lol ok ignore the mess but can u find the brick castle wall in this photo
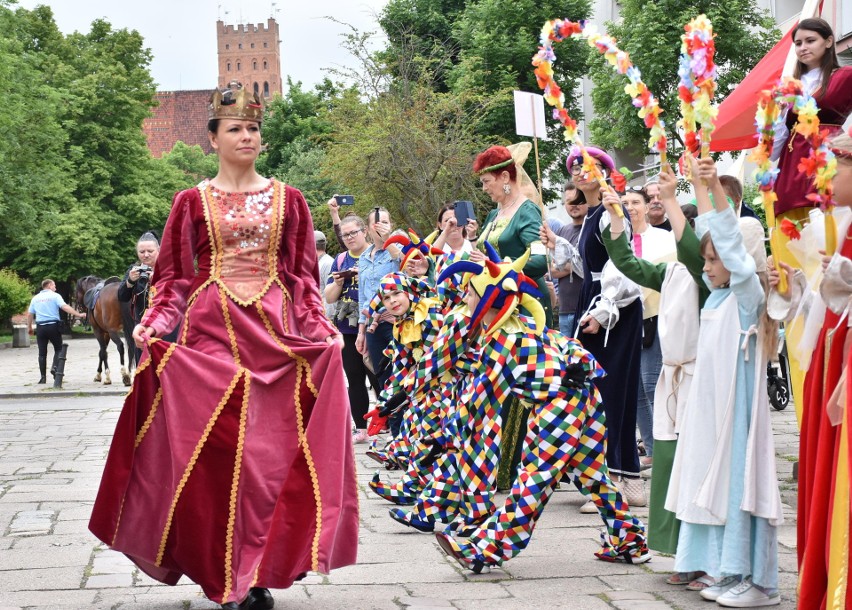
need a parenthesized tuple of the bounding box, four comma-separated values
(142, 90, 213, 158)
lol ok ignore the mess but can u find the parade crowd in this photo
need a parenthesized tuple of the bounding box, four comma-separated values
(46, 15, 850, 610)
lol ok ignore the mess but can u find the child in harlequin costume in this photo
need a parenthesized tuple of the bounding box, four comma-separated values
(386, 287, 482, 532)
(365, 270, 448, 505)
(433, 243, 649, 573)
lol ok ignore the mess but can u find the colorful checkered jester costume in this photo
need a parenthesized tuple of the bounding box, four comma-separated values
(386, 299, 484, 531)
(365, 271, 447, 504)
(434, 243, 649, 573)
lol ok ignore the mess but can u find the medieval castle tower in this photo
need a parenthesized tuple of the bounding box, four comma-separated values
(143, 17, 282, 157)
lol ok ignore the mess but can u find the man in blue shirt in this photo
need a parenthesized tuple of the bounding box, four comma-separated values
(27, 279, 86, 384)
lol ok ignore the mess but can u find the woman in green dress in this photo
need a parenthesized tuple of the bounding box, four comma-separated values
(472, 143, 551, 489)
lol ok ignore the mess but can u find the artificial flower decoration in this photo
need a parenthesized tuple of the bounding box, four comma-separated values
(750, 77, 839, 254)
(533, 19, 668, 165)
(779, 218, 803, 241)
(678, 15, 718, 157)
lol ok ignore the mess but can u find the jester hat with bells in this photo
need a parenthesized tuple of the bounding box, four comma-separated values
(367, 272, 439, 344)
(438, 242, 545, 337)
(383, 229, 444, 269)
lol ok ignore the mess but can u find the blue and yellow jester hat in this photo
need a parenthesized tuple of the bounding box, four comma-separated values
(384, 229, 444, 269)
(437, 242, 544, 336)
(367, 271, 434, 319)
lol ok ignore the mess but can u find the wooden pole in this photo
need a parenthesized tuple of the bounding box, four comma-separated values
(530, 96, 544, 209)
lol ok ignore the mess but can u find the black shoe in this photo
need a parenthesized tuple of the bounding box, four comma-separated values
(37, 376, 46, 384)
(248, 587, 274, 610)
(221, 603, 240, 610)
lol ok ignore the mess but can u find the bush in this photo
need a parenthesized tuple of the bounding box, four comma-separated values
(0, 269, 33, 323)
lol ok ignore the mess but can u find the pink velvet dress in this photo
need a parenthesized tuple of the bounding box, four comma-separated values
(89, 179, 359, 605)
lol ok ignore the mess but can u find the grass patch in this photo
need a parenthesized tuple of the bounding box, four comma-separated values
(0, 334, 12, 344)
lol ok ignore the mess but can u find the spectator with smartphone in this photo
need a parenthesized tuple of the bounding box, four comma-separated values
(325, 215, 378, 443)
(328, 194, 356, 251)
(432, 203, 478, 254)
(315, 230, 335, 319)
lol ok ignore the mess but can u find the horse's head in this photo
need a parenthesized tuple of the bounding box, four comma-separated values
(75, 275, 100, 310)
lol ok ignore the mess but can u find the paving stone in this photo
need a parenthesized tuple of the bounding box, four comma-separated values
(0, 567, 84, 592)
(7, 510, 53, 536)
(85, 573, 134, 588)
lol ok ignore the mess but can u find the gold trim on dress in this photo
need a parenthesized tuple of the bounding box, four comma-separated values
(155, 368, 245, 567)
(222, 371, 251, 602)
(220, 286, 241, 366)
(254, 301, 322, 568)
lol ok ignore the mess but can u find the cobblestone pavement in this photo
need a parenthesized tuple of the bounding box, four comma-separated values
(0, 339, 800, 609)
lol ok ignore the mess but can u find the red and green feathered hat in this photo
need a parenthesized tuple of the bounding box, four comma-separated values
(384, 229, 444, 269)
(367, 271, 434, 318)
(437, 242, 545, 336)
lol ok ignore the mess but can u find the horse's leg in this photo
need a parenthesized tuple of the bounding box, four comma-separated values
(110, 331, 131, 387)
(100, 333, 111, 385)
(93, 323, 104, 383)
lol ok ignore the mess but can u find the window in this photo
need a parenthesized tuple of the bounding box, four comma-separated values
(227, 62, 231, 71)
(237, 62, 241, 71)
(253, 82, 259, 95)
(264, 42, 268, 48)
(225, 44, 230, 50)
(238, 43, 243, 49)
(251, 43, 255, 49)
(264, 81, 269, 97)
(263, 60, 268, 70)
(253, 60, 257, 70)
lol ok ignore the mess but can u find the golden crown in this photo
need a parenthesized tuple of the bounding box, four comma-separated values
(208, 80, 264, 122)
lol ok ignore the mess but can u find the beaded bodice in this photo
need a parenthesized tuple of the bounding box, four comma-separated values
(198, 179, 286, 304)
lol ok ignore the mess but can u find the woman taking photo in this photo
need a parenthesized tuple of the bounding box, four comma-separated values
(325, 214, 378, 444)
(89, 81, 359, 610)
(432, 204, 476, 255)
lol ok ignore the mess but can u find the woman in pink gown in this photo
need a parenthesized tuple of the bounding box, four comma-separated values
(89, 81, 359, 610)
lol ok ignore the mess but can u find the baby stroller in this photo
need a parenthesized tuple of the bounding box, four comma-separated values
(767, 339, 791, 411)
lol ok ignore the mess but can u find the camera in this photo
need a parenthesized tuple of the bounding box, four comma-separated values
(133, 264, 153, 280)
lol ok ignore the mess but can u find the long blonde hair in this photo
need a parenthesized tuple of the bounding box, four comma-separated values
(700, 233, 779, 358)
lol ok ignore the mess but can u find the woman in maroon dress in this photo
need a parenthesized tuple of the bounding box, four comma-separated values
(773, 18, 852, 216)
(89, 81, 359, 610)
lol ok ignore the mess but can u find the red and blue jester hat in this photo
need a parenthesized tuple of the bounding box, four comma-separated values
(383, 229, 445, 269)
(437, 242, 545, 337)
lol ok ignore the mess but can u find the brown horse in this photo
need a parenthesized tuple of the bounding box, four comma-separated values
(77, 276, 133, 386)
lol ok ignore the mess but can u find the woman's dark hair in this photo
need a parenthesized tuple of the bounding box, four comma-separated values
(792, 18, 839, 98)
(207, 118, 262, 133)
(436, 204, 455, 229)
(622, 186, 649, 203)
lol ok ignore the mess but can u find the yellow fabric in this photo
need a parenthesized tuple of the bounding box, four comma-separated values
(826, 402, 850, 609)
(772, 207, 811, 426)
(393, 297, 440, 345)
(481, 217, 510, 251)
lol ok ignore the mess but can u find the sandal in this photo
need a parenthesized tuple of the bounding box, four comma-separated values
(666, 570, 704, 585)
(686, 573, 715, 591)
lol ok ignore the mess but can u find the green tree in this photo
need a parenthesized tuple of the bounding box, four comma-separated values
(588, 0, 780, 160)
(322, 32, 502, 236)
(162, 142, 220, 183)
(379, 0, 593, 199)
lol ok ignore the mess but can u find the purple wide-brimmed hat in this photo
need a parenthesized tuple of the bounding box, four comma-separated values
(565, 146, 615, 173)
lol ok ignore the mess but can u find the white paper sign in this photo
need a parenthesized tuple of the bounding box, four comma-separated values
(513, 91, 548, 140)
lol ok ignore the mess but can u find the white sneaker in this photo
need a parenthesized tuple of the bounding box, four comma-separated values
(579, 499, 597, 514)
(716, 579, 780, 607)
(621, 476, 647, 507)
(353, 429, 369, 444)
(699, 575, 741, 601)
